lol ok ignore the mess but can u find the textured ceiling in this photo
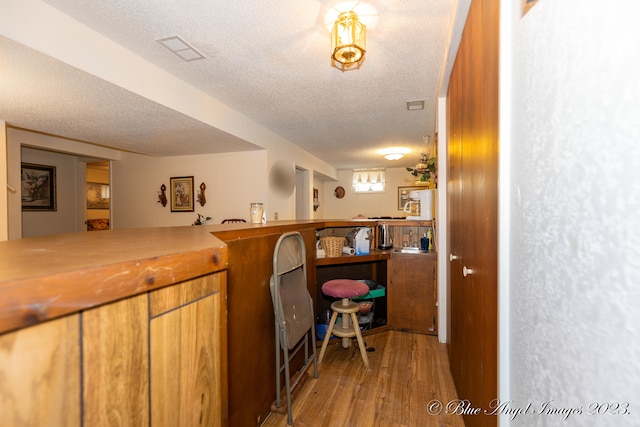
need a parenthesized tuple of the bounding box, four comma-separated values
(1, 0, 455, 169)
(0, 37, 260, 156)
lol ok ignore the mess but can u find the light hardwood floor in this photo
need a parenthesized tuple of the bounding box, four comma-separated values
(262, 331, 465, 427)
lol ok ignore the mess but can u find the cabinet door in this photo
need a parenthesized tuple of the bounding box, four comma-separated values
(150, 274, 224, 427)
(388, 254, 436, 335)
(0, 315, 80, 427)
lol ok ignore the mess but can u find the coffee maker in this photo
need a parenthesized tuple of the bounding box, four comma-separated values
(403, 189, 434, 220)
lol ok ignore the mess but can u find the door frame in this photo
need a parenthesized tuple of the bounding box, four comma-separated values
(295, 167, 309, 220)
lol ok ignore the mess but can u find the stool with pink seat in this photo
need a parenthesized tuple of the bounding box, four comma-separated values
(317, 278, 371, 370)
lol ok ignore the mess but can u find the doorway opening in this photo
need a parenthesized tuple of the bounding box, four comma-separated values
(295, 167, 309, 220)
(85, 161, 111, 231)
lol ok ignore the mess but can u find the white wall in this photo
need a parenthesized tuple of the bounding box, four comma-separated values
(4, 127, 338, 233)
(112, 150, 268, 228)
(320, 168, 427, 219)
(503, 1, 640, 425)
(436, 97, 449, 344)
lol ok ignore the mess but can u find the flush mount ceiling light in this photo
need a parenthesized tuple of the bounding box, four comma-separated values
(406, 100, 425, 111)
(156, 36, 206, 62)
(331, 11, 366, 71)
(378, 147, 410, 160)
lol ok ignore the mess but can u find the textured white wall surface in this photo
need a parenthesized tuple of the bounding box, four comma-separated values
(5, 127, 338, 231)
(112, 150, 268, 228)
(508, 1, 640, 425)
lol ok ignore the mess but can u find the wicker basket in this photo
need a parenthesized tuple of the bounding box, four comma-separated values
(320, 236, 345, 257)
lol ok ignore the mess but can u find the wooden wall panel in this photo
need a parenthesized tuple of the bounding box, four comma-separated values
(150, 273, 221, 317)
(150, 291, 222, 426)
(226, 232, 281, 426)
(225, 227, 317, 426)
(0, 315, 80, 427)
(82, 294, 149, 426)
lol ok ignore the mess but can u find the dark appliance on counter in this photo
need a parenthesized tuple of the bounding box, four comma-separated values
(377, 224, 393, 249)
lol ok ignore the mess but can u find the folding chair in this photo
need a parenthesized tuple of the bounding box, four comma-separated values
(269, 232, 318, 425)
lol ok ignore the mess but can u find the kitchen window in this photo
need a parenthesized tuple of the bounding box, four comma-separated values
(352, 169, 385, 193)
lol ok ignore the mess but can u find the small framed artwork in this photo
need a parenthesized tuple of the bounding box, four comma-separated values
(21, 163, 57, 211)
(522, 0, 538, 16)
(86, 182, 110, 209)
(170, 176, 194, 212)
(398, 186, 425, 210)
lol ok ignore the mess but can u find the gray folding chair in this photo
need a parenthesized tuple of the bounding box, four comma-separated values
(269, 232, 318, 425)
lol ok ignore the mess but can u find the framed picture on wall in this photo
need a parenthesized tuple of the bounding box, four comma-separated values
(522, 0, 538, 16)
(170, 176, 194, 212)
(21, 163, 57, 211)
(86, 182, 110, 209)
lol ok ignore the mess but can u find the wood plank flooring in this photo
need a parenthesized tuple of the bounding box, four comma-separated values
(262, 331, 465, 427)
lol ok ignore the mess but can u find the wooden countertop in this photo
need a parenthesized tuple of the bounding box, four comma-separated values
(207, 218, 433, 241)
(0, 226, 227, 334)
(0, 219, 433, 334)
(316, 249, 391, 266)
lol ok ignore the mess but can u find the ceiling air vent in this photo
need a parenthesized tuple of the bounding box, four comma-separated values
(156, 36, 206, 62)
(406, 100, 425, 111)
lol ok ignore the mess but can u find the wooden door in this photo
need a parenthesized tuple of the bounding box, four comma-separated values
(388, 254, 436, 335)
(478, 0, 499, 412)
(446, 0, 499, 425)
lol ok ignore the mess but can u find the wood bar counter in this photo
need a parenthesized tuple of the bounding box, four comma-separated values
(0, 226, 229, 427)
(0, 219, 432, 427)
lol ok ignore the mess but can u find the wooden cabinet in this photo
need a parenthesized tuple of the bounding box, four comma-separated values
(388, 253, 437, 335)
(0, 272, 227, 427)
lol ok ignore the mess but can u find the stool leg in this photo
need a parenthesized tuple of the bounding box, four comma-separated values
(318, 311, 338, 365)
(341, 298, 351, 348)
(351, 312, 371, 370)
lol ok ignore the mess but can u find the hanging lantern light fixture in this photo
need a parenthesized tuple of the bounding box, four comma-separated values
(331, 11, 366, 71)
